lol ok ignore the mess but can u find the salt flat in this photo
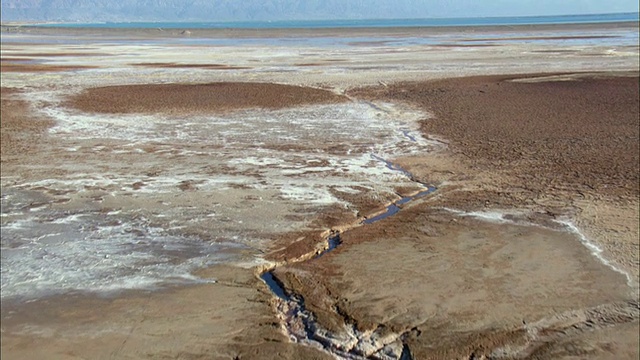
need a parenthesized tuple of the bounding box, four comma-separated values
(1, 22, 638, 359)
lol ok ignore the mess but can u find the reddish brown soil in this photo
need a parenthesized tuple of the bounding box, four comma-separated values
(4, 52, 107, 57)
(349, 73, 640, 202)
(130, 62, 251, 70)
(0, 57, 34, 62)
(68, 82, 349, 115)
(268, 73, 640, 358)
(0, 63, 97, 72)
(1, 87, 54, 158)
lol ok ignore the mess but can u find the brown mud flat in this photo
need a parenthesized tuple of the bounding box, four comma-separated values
(264, 72, 639, 359)
(2, 52, 108, 57)
(68, 82, 348, 115)
(1, 265, 332, 360)
(346, 72, 639, 284)
(0, 57, 35, 62)
(2, 71, 639, 360)
(0, 63, 98, 72)
(130, 62, 251, 70)
(294, 62, 327, 67)
(1, 87, 54, 158)
(274, 206, 638, 358)
(348, 72, 640, 202)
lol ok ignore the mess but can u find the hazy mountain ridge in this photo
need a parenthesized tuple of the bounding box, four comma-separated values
(1, 0, 420, 22)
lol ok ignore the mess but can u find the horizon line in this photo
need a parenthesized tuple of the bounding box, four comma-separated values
(2, 11, 639, 26)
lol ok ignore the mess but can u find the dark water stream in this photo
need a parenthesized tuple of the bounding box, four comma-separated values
(260, 271, 289, 300)
(370, 154, 414, 179)
(363, 186, 436, 225)
(259, 152, 432, 359)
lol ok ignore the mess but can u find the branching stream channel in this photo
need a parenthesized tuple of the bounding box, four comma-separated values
(259, 145, 436, 360)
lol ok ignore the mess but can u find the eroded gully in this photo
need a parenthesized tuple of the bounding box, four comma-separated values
(259, 133, 435, 360)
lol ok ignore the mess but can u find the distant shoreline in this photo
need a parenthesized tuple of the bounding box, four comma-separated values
(2, 12, 638, 30)
(2, 21, 638, 39)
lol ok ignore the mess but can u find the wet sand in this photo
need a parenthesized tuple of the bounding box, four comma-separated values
(1, 82, 339, 360)
(1, 24, 639, 360)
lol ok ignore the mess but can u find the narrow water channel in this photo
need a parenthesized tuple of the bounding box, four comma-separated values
(260, 150, 433, 360)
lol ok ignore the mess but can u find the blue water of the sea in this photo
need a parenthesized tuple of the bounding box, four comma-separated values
(38, 12, 639, 29)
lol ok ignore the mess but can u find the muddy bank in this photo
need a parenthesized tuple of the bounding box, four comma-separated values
(68, 82, 348, 115)
(347, 72, 640, 284)
(274, 205, 637, 359)
(0, 87, 54, 157)
(0, 63, 98, 72)
(1, 265, 332, 360)
(0, 77, 429, 359)
(348, 72, 640, 202)
(264, 72, 639, 359)
(1, 85, 333, 359)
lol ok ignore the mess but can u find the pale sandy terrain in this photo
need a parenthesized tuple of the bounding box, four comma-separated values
(1, 23, 638, 360)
